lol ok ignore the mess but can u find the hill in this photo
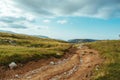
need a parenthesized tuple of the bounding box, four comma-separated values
(31, 35, 49, 38)
(0, 33, 119, 80)
(0, 30, 15, 34)
(0, 30, 50, 39)
(0, 32, 71, 65)
(0, 32, 119, 80)
(68, 39, 97, 43)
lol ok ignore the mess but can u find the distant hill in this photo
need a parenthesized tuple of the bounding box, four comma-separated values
(31, 35, 49, 39)
(0, 30, 15, 34)
(0, 30, 49, 39)
(68, 39, 97, 43)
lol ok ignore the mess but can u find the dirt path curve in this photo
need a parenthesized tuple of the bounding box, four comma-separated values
(9, 46, 102, 80)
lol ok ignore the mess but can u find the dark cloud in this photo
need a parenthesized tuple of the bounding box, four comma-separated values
(0, 16, 35, 29)
(8, 23, 27, 29)
(0, 17, 26, 23)
(0, 30, 15, 33)
(0, 22, 27, 29)
(14, 0, 120, 18)
(0, 16, 35, 23)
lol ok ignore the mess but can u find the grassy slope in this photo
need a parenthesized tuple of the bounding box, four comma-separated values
(0, 32, 71, 65)
(86, 40, 120, 80)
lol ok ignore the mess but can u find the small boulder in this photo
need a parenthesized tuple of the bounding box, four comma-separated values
(80, 59, 83, 63)
(50, 61, 55, 65)
(9, 62, 17, 69)
(56, 53, 61, 55)
(15, 74, 20, 78)
(96, 65, 99, 71)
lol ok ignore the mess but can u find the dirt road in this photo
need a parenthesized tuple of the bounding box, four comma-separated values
(0, 46, 102, 80)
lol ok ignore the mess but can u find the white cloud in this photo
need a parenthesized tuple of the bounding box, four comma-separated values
(25, 13, 36, 22)
(0, 0, 119, 40)
(13, 0, 120, 18)
(0, 0, 50, 36)
(0, 22, 8, 27)
(43, 19, 51, 23)
(0, 0, 36, 29)
(57, 20, 68, 24)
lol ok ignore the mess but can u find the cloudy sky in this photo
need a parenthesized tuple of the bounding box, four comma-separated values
(0, 0, 120, 40)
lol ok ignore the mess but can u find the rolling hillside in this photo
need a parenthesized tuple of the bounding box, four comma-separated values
(85, 40, 120, 80)
(0, 32, 120, 80)
(0, 32, 71, 65)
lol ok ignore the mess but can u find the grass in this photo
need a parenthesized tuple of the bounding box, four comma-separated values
(85, 40, 120, 80)
(1, 32, 119, 80)
(0, 32, 71, 66)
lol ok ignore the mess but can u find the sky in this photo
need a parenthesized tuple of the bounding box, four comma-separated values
(0, 0, 120, 40)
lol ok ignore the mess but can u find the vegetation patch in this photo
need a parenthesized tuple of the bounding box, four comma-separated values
(0, 32, 71, 66)
(85, 40, 120, 80)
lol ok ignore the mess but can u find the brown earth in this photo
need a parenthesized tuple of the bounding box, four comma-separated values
(0, 46, 103, 80)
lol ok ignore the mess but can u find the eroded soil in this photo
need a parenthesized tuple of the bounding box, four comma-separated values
(0, 46, 103, 80)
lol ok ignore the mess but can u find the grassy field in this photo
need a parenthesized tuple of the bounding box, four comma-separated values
(0, 32, 71, 65)
(1, 32, 119, 80)
(85, 40, 120, 80)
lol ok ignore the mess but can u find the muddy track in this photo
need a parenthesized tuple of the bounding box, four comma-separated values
(1, 46, 102, 80)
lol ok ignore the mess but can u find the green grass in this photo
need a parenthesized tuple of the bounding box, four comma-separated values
(85, 40, 120, 80)
(0, 32, 71, 65)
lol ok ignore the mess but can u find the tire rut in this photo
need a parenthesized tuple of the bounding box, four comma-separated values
(10, 46, 102, 80)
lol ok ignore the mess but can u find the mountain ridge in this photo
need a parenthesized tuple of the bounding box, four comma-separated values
(68, 39, 97, 43)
